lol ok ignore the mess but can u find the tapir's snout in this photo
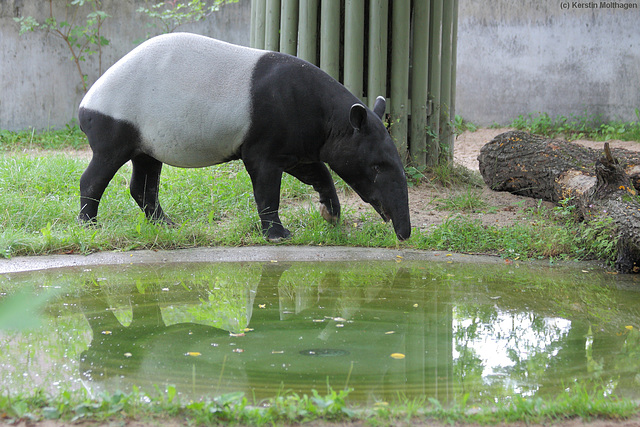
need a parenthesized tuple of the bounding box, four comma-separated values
(394, 216, 411, 241)
(343, 163, 411, 241)
(388, 200, 411, 241)
(371, 192, 411, 241)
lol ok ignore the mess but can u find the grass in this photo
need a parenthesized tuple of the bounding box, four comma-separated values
(0, 153, 619, 264)
(0, 124, 87, 151)
(0, 127, 622, 265)
(1, 383, 637, 425)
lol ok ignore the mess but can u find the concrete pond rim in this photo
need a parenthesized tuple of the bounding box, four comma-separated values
(0, 246, 607, 275)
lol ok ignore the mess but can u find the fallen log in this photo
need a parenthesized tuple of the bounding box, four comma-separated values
(478, 131, 640, 273)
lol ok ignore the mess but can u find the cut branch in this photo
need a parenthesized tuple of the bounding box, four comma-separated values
(478, 131, 640, 273)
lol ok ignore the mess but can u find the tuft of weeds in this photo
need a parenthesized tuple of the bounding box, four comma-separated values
(431, 187, 487, 212)
(427, 163, 484, 188)
(523, 198, 620, 265)
(454, 114, 478, 134)
(406, 162, 484, 188)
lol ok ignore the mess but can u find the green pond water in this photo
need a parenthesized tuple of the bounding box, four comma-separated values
(1, 259, 640, 406)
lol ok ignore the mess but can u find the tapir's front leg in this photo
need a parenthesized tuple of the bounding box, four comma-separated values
(286, 162, 340, 224)
(243, 160, 291, 242)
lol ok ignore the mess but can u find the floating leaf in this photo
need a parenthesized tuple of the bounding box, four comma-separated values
(626, 325, 634, 330)
(272, 350, 284, 354)
(186, 352, 201, 357)
(385, 331, 395, 335)
(124, 352, 132, 358)
(413, 303, 419, 308)
(390, 353, 405, 359)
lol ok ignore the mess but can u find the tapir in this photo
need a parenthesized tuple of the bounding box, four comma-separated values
(78, 32, 411, 241)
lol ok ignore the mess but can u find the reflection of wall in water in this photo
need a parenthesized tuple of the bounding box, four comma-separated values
(78, 262, 455, 404)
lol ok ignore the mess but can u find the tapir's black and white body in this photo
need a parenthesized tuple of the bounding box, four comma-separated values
(78, 33, 411, 241)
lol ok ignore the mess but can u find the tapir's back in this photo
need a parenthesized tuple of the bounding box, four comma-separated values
(80, 33, 265, 168)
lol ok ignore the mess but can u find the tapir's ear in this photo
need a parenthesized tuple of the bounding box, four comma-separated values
(373, 96, 386, 119)
(349, 103, 368, 131)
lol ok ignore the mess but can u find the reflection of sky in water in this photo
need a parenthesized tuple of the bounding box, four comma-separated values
(453, 308, 572, 394)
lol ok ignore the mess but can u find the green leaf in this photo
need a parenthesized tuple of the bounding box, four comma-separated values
(42, 407, 61, 420)
(0, 290, 56, 330)
(167, 385, 177, 404)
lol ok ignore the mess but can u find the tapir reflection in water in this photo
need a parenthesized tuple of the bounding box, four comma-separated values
(78, 33, 411, 241)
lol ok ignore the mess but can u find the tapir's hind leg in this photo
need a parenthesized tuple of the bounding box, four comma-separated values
(78, 108, 141, 223)
(130, 153, 173, 224)
(79, 153, 131, 223)
(286, 162, 341, 224)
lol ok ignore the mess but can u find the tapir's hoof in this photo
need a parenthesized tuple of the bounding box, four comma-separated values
(77, 214, 97, 227)
(151, 215, 177, 227)
(319, 203, 339, 225)
(264, 225, 292, 243)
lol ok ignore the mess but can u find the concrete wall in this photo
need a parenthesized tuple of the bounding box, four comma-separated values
(1, 0, 639, 130)
(0, 0, 251, 131)
(456, 0, 640, 125)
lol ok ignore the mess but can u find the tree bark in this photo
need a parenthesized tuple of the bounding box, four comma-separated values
(478, 131, 640, 274)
